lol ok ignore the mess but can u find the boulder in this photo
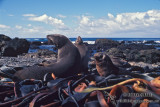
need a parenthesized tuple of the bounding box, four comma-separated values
(0, 34, 11, 51)
(1, 37, 30, 57)
(0, 34, 11, 41)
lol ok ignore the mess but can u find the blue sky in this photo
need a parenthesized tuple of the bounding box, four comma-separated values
(0, 0, 160, 38)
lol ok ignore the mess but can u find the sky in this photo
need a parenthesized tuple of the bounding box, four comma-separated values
(0, 0, 160, 38)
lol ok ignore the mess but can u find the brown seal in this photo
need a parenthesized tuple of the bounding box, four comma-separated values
(75, 36, 89, 73)
(13, 34, 81, 80)
(94, 52, 119, 77)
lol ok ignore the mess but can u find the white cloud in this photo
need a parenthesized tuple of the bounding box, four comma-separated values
(0, 24, 10, 29)
(23, 14, 36, 17)
(57, 14, 66, 18)
(2, 10, 160, 38)
(108, 13, 114, 19)
(15, 25, 22, 29)
(27, 24, 32, 27)
(8, 14, 14, 16)
(80, 16, 90, 25)
(74, 10, 160, 37)
(27, 14, 68, 29)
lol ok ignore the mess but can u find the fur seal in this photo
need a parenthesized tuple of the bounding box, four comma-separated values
(14, 34, 81, 80)
(75, 36, 89, 73)
(94, 52, 119, 77)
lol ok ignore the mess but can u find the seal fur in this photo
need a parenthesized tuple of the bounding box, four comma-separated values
(14, 34, 81, 80)
(75, 36, 89, 73)
(94, 52, 119, 77)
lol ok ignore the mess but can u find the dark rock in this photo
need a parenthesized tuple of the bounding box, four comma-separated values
(22, 49, 57, 61)
(126, 49, 160, 63)
(144, 40, 156, 44)
(106, 46, 160, 64)
(0, 34, 11, 52)
(1, 37, 30, 57)
(36, 49, 57, 57)
(1, 46, 17, 56)
(117, 43, 155, 51)
(95, 39, 119, 51)
(0, 56, 45, 67)
(0, 34, 11, 41)
(106, 48, 125, 58)
(30, 41, 41, 46)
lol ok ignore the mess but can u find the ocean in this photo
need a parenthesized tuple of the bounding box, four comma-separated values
(26, 38, 160, 43)
(26, 38, 160, 53)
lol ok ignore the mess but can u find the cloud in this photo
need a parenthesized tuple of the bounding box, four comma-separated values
(23, 14, 36, 17)
(2, 10, 160, 38)
(26, 14, 68, 30)
(108, 13, 114, 19)
(80, 16, 90, 25)
(27, 24, 32, 27)
(75, 10, 160, 37)
(0, 24, 10, 29)
(8, 14, 14, 16)
(57, 14, 66, 18)
(15, 25, 22, 29)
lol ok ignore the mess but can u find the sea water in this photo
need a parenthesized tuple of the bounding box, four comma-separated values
(26, 38, 160, 53)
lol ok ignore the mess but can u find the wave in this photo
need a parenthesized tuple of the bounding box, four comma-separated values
(155, 41, 160, 43)
(72, 41, 95, 44)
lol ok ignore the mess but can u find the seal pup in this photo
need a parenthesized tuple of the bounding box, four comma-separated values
(75, 36, 89, 73)
(94, 52, 119, 77)
(14, 34, 81, 80)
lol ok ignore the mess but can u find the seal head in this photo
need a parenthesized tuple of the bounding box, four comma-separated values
(94, 52, 119, 77)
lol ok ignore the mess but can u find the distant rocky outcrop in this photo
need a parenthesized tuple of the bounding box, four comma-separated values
(95, 39, 119, 51)
(117, 43, 155, 50)
(106, 47, 160, 64)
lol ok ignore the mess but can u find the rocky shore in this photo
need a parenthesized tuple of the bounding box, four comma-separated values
(0, 34, 160, 107)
